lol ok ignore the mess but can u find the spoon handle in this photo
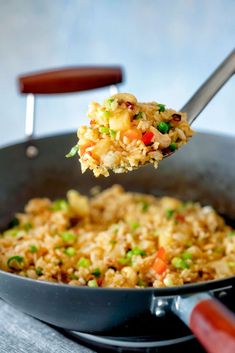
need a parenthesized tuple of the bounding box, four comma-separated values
(181, 49, 235, 125)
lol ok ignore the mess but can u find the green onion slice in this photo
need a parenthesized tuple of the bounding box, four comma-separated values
(92, 268, 101, 277)
(66, 144, 79, 158)
(7, 256, 24, 270)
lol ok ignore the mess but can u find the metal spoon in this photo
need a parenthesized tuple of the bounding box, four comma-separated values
(164, 48, 235, 158)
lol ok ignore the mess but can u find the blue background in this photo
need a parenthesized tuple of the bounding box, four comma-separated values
(0, 0, 234, 147)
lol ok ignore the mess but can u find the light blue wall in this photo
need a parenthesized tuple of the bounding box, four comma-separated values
(0, 0, 234, 147)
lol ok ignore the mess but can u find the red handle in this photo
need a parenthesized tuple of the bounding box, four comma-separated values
(190, 299, 235, 353)
(18, 66, 123, 94)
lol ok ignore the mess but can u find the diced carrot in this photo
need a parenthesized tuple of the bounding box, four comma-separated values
(142, 131, 154, 145)
(175, 214, 185, 223)
(156, 247, 166, 261)
(123, 128, 142, 141)
(152, 247, 167, 274)
(80, 142, 94, 156)
(152, 258, 167, 275)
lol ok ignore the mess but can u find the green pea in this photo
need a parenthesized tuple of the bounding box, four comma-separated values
(166, 209, 175, 219)
(77, 257, 91, 268)
(172, 257, 189, 269)
(61, 232, 76, 243)
(157, 121, 170, 134)
(127, 248, 146, 259)
(169, 143, 177, 151)
(129, 221, 140, 231)
(99, 127, 110, 134)
(64, 247, 76, 256)
(158, 104, 166, 112)
(88, 279, 98, 287)
(29, 245, 38, 253)
(118, 257, 130, 265)
(182, 252, 192, 260)
(51, 199, 68, 211)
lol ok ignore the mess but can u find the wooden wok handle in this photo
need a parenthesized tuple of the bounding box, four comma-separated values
(18, 66, 123, 94)
(173, 294, 235, 353)
(190, 299, 235, 353)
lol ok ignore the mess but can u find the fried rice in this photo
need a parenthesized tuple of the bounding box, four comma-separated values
(0, 185, 235, 288)
(67, 93, 194, 177)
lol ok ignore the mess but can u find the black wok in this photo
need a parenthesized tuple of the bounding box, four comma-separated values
(0, 65, 235, 353)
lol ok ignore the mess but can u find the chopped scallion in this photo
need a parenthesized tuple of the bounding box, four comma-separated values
(7, 255, 24, 270)
(36, 267, 43, 276)
(106, 98, 114, 105)
(134, 112, 143, 120)
(66, 144, 79, 158)
(92, 268, 101, 277)
(109, 129, 116, 138)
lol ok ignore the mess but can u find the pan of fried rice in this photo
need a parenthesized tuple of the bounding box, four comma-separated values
(0, 131, 235, 336)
